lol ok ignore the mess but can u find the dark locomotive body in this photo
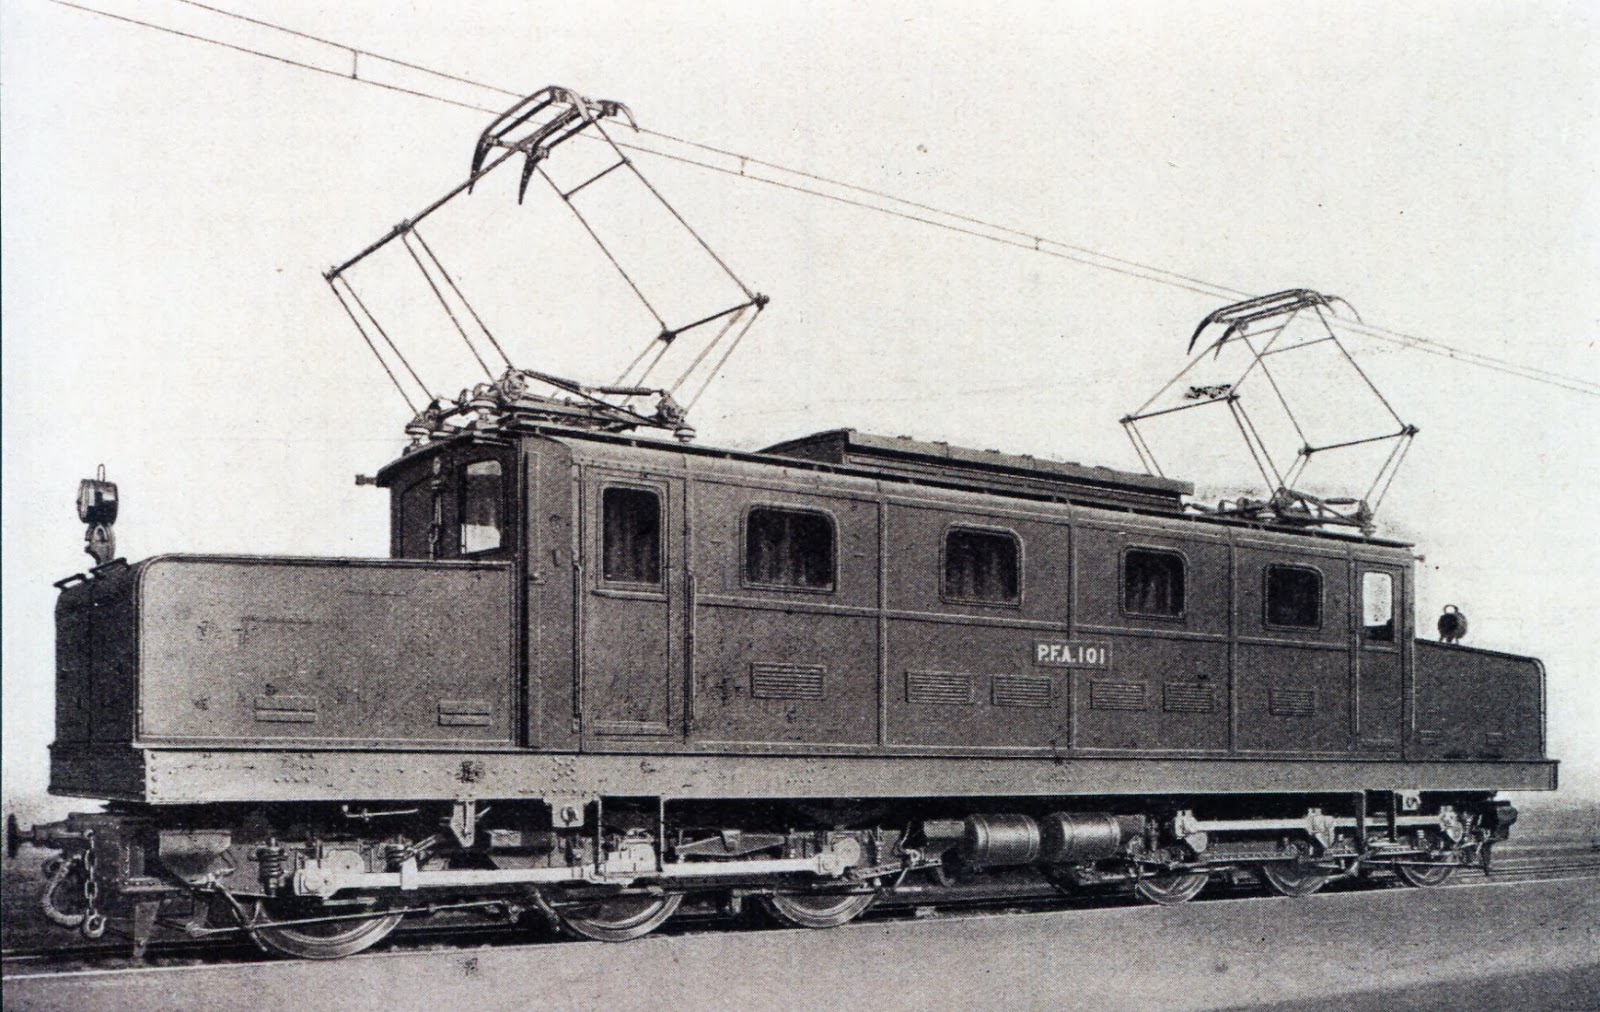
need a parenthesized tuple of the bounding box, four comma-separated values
(33, 424, 1554, 954)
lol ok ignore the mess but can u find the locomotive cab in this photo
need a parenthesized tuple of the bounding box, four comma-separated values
(379, 437, 518, 563)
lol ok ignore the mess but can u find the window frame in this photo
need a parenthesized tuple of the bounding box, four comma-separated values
(599, 483, 665, 588)
(939, 523, 1024, 608)
(1119, 545, 1188, 622)
(1360, 569, 1399, 649)
(740, 503, 838, 594)
(456, 457, 508, 558)
(1262, 562, 1325, 631)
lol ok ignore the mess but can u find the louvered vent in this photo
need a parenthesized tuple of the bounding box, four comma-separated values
(905, 670, 974, 705)
(1269, 688, 1316, 717)
(1089, 681, 1147, 711)
(751, 662, 825, 700)
(1162, 683, 1216, 714)
(992, 675, 1052, 708)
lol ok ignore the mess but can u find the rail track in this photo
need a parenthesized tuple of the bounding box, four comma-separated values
(7, 846, 1597, 978)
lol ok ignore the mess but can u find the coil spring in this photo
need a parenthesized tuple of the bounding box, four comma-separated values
(385, 843, 411, 869)
(256, 845, 287, 896)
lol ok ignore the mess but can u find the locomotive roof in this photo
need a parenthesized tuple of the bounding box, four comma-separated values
(761, 429, 1190, 512)
(377, 425, 1410, 546)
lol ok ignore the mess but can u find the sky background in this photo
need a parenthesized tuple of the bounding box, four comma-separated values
(3, 0, 1596, 817)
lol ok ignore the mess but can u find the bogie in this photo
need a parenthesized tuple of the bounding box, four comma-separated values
(18, 791, 1517, 957)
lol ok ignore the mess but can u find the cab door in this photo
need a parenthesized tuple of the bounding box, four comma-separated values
(581, 472, 683, 739)
(1355, 564, 1404, 752)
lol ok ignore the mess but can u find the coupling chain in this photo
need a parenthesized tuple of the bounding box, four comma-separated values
(80, 830, 107, 939)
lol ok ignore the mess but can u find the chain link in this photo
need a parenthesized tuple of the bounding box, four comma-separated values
(79, 830, 106, 938)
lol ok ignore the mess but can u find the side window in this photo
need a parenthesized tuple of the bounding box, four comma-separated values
(1266, 565, 1322, 628)
(944, 527, 1020, 604)
(603, 487, 661, 584)
(459, 460, 504, 555)
(745, 507, 834, 590)
(1363, 571, 1395, 642)
(1124, 548, 1185, 617)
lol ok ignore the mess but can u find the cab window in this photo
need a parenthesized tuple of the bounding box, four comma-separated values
(1363, 572, 1395, 642)
(603, 487, 661, 584)
(459, 460, 504, 555)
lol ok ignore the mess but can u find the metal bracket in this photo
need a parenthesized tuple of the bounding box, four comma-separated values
(448, 801, 477, 848)
(1172, 810, 1209, 855)
(546, 795, 591, 829)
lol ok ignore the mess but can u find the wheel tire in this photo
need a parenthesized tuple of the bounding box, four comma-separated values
(1260, 861, 1331, 898)
(1395, 858, 1456, 888)
(762, 891, 875, 929)
(247, 900, 405, 960)
(559, 892, 683, 942)
(1133, 871, 1209, 906)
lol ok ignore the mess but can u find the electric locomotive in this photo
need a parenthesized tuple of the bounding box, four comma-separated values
(14, 87, 1554, 959)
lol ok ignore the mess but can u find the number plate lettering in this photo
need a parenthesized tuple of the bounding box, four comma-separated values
(1033, 641, 1112, 668)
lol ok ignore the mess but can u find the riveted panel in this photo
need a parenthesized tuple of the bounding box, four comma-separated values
(133, 555, 514, 746)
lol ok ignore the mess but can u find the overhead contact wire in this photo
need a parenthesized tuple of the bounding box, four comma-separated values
(1314, 306, 1409, 428)
(174, 0, 523, 99)
(54, 0, 1600, 398)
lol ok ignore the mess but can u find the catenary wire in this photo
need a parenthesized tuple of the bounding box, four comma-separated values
(49, 0, 1600, 398)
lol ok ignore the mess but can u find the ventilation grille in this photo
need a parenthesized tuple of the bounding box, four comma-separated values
(1089, 681, 1147, 711)
(1269, 688, 1316, 717)
(1162, 683, 1216, 714)
(992, 675, 1052, 709)
(906, 670, 974, 705)
(751, 662, 825, 700)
